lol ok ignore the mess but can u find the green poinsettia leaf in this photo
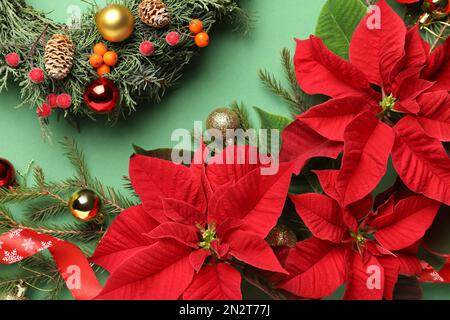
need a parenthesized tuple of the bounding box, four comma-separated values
(132, 146, 193, 163)
(315, 0, 367, 60)
(254, 107, 293, 155)
(254, 107, 292, 131)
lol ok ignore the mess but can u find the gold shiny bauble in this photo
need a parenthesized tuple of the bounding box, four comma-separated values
(206, 107, 241, 137)
(96, 4, 135, 43)
(69, 189, 102, 222)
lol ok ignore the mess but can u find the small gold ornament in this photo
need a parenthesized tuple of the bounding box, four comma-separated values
(96, 4, 135, 43)
(44, 34, 75, 80)
(206, 107, 241, 137)
(69, 189, 102, 222)
(266, 225, 297, 248)
(139, 0, 171, 29)
(1, 282, 28, 300)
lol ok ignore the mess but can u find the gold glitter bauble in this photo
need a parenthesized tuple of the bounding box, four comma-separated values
(96, 4, 135, 43)
(206, 107, 241, 137)
(69, 189, 102, 222)
(266, 225, 297, 248)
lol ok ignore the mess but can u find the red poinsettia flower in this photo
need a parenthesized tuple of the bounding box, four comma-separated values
(277, 170, 441, 300)
(91, 145, 294, 300)
(282, 0, 450, 207)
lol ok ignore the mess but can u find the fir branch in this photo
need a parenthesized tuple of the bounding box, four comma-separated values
(258, 69, 297, 108)
(24, 201, 68, 223)
(230, 101, 252, 130)
(90, 178, 135, 215)
(280, 48, 310, 114)
(61, 137, 91, 186)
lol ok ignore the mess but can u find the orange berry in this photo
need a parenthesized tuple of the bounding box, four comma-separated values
(195, 32, 209, 48)
(103, 51, 118, 67)
(89, 54, 104, 68)
(189, 19, 203, 34)
(93, 43, 108, 56)
(97, 64, 111, 77)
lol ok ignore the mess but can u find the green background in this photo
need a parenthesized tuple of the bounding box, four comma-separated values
(0, 0, 448, 299)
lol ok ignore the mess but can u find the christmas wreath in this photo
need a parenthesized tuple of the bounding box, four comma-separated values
(0, 0, 248, 134)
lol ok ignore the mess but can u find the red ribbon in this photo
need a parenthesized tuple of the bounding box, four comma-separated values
(0, 228, 102, 300)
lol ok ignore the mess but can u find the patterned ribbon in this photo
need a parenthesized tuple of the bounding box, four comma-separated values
(0, 228, 102, 300)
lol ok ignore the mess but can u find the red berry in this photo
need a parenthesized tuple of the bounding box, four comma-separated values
(5, 52, 20, 68)
(37, 103, 52, 118)
(28, 68, 45, 84)
(139, 41, 155, 56)
(47, 94, 58, 108)
(56, 93, 72, 110)
(166, 31, 180, 46)
(195, 32, 210, 48)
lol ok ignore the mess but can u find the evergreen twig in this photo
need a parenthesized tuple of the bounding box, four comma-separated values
(0, 138, 132, 299)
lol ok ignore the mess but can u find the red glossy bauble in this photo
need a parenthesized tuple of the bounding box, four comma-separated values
(0, 158, 15, 188)
(84, 78, 120, 113)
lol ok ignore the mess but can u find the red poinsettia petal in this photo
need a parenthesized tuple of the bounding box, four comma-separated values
(348, 194, 373, 222)
(392, 71, 435, 114)
(337, 112, 394, 206)
(403, 25, 428, 72)
(350, 0, 407, 86)
(378, 256, 400, 300)
(313, 169, 340, 201)
(183, 263, 242, 301)
(368, 195, 395, 230)
(374, 196, 440, 251)
(146, 222, 199, 247)
(162, 198, 206, 226)
(96, 239, 194, 300)
(297, 96, 375, 141)
(209, 162, 293, 238)
(207, 145, 263, 191)
(226, 230, 287, 274)
(189, 249, 211, 272)
(392, 117, 450, 205)
(290, 193, 347, 243)
(294, 36, 374, 98)
(315, 171, 373, 230)
(396, 254, 422, 277)
(279, 238, 347, 299)
(210, 241, 230, 260)
(280, 120, 343, 175)
(421, 37, 450, 91)
(91, 205, 159, 273)
(416, 91, 450, 141)
(129, 155, 207, 223)
(384, 25, 428, 94)
(190, 143, 215, 202)
(183, 263, 242, 300)
(344, 254, 385, 300)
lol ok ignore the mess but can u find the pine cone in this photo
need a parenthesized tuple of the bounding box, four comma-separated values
(44, 34, 75, 80)
(139, 0, 171, 29)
